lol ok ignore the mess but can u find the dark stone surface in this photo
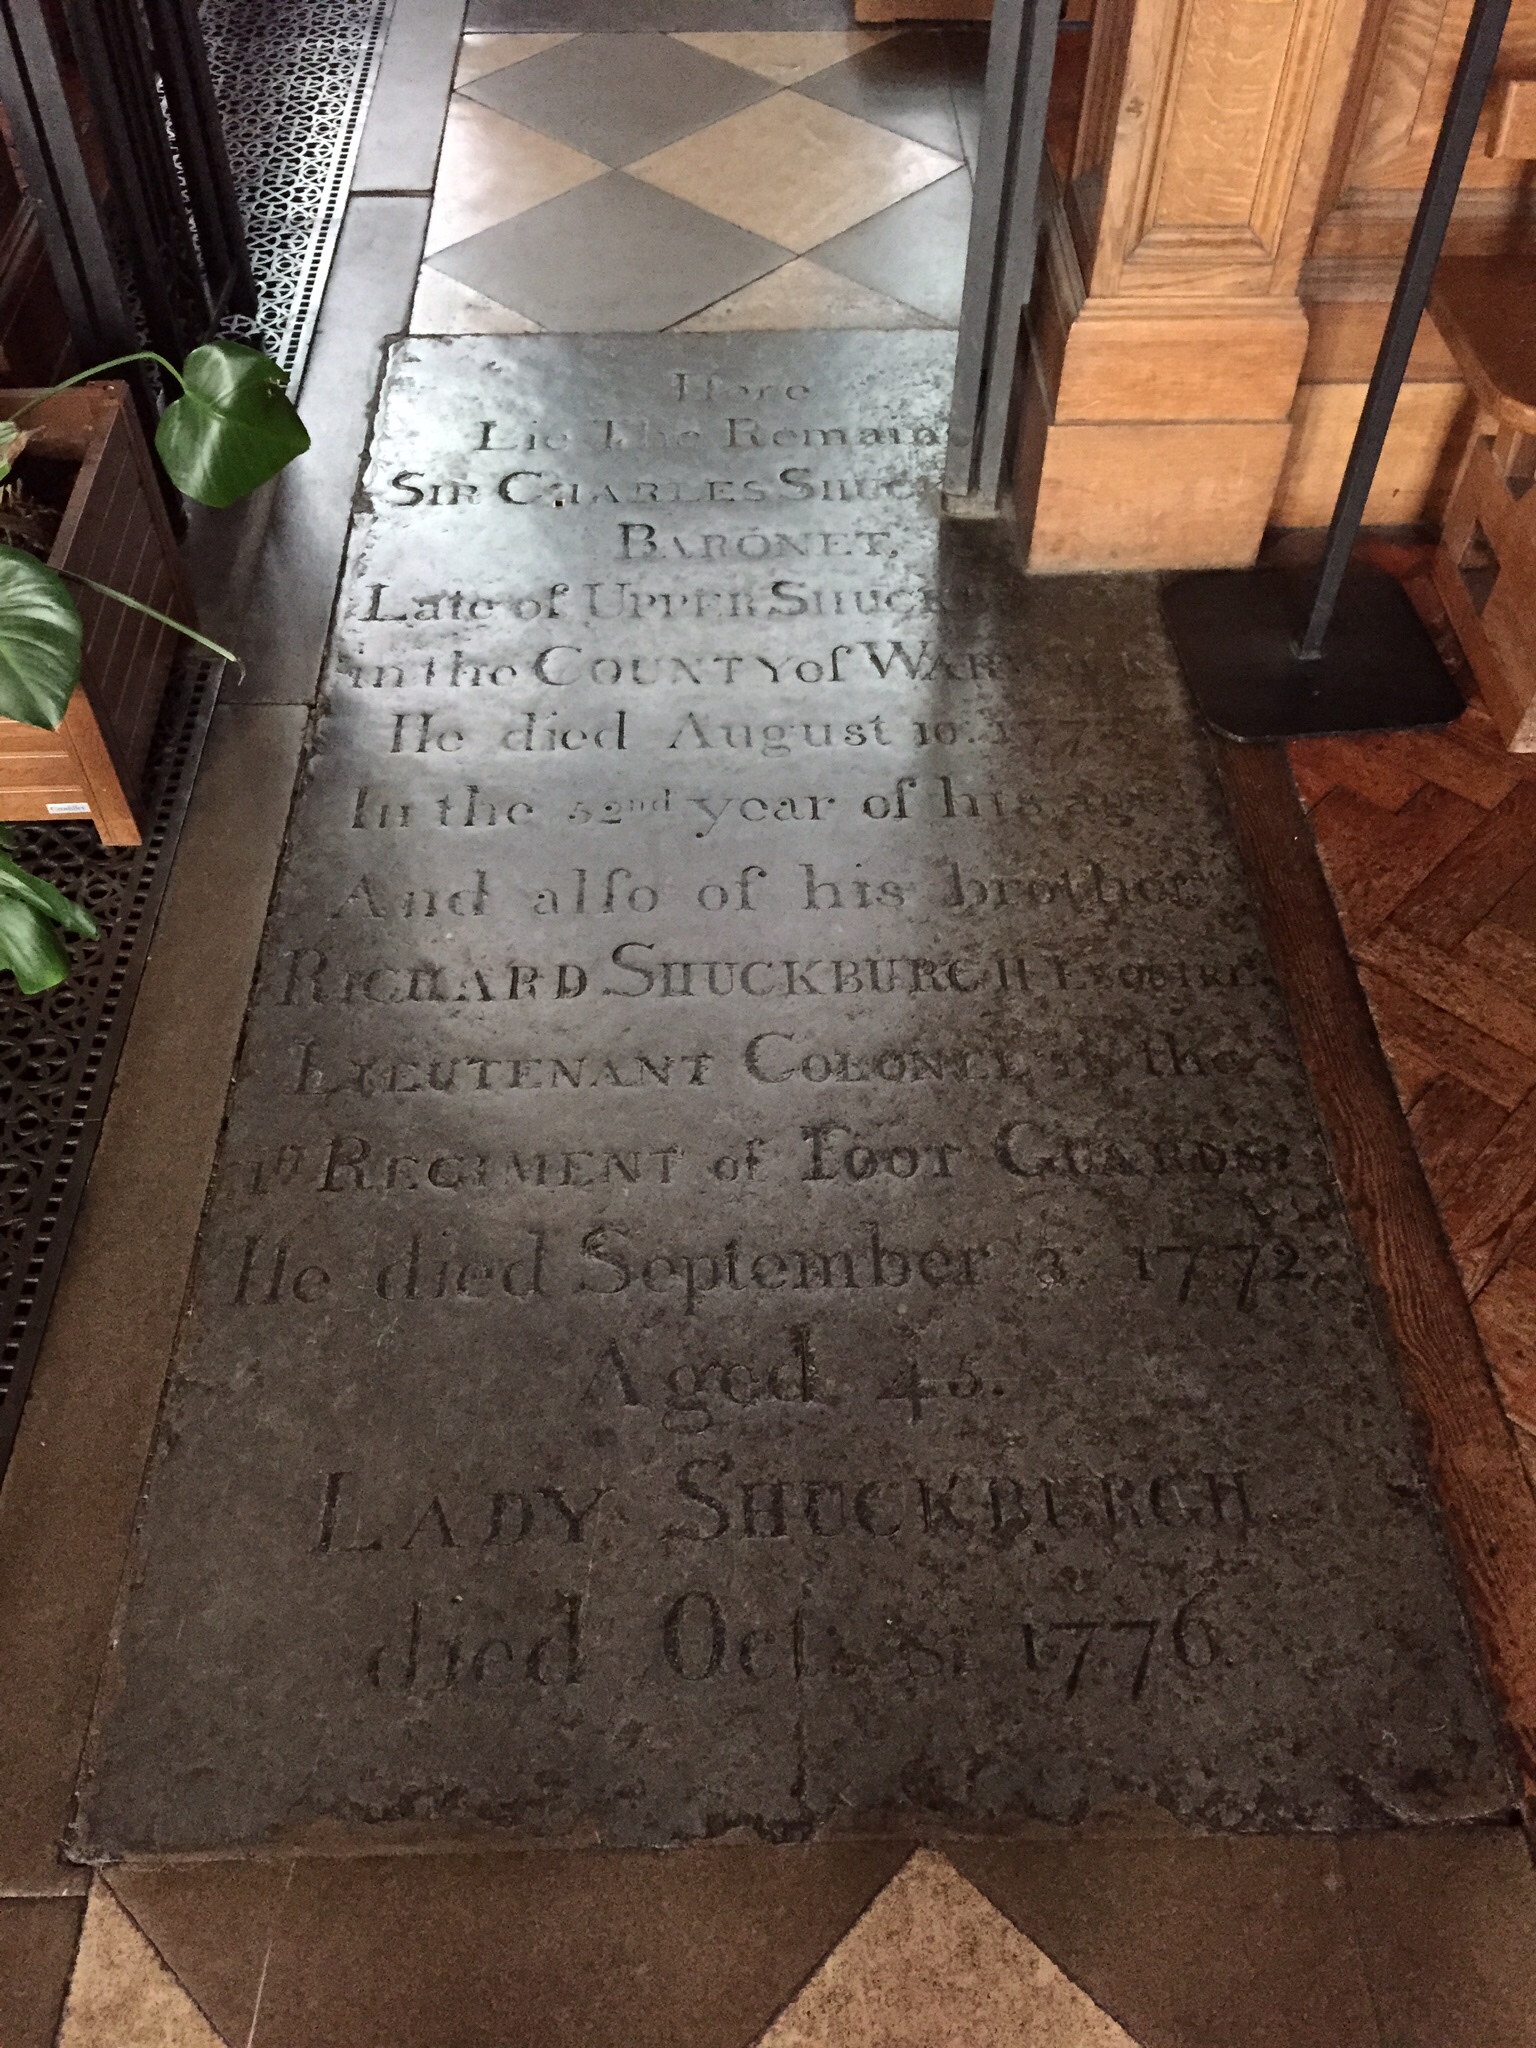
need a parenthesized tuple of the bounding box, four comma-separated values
(79, 334, 1510, 1855)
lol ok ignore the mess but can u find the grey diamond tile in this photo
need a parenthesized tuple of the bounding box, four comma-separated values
(794, 29, 985, 158)
(459, 32, 775, 167)
(810, 167, 972, 324)
(429, 173, 791, 331)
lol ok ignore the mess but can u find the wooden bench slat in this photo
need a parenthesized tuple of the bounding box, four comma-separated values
(1431, 257, 1536, 436)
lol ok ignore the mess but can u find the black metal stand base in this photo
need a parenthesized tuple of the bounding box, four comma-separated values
(1161, 563, 1466, 743)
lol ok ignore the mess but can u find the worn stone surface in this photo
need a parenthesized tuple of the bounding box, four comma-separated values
(79, 335, 1509, 1854)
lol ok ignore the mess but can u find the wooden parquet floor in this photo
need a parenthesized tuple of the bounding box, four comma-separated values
(1291, 589, 1536, 1503)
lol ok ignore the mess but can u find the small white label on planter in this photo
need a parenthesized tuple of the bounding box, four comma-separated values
(46, 803, 91, 815)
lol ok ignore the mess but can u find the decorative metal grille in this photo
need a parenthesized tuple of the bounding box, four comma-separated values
(0, 0, 388, 1474)
(0, 656, 221, 1469)
(55, 0, 258, 362)
(201, 0, 390, 377)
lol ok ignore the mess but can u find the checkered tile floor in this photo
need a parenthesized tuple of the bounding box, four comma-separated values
(412, 28, 985, 333)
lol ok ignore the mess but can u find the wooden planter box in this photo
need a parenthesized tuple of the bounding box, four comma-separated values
(0, 383, 194, 845)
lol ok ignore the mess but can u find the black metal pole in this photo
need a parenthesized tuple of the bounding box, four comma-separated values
(1297, 0, 1514, 658)
(142, 0, 259, 323)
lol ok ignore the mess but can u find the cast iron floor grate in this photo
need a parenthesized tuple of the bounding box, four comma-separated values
(0, 3, 390, 1474)
(0, 657, 223, 1472)
(202, 0, 390, 379)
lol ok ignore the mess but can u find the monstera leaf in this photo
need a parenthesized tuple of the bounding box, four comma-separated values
(0, 545, 82, 729)
(0, 842, 97, 994)
(155, 341, 311, 507)
(0, 342, 306, 990)
(0, 419, 31, 484)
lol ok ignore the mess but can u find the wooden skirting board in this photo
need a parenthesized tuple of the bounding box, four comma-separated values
(853, 0, 991, 17)
(1217, 738, 1536, 1809)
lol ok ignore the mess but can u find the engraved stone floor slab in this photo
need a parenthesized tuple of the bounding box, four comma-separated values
(78, 334, 1511, 1856)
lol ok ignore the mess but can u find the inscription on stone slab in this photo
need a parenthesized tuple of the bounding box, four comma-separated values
(80, 335, 1508, 1853)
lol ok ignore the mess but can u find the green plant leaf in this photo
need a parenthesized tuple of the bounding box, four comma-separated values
(0, 896, 70, 992)
(0, 847, 98, 935)
(0, 418, 30, 484)
(155, 342, 311, 508)
(0, 850, 96, 993)
(0, 544, 82, 728)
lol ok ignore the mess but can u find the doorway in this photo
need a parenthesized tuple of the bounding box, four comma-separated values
(411, 0, 1090, 521)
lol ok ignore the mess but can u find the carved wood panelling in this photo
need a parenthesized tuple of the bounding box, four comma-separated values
(1352, 0, 1536, 186)
(1078, 0, 1372, 295)
(1068, 0, 1135, 263)
(1312, 0, 1536, 261)
(1151, 0, 1299, 230)
(1346, 0, 1455, 181)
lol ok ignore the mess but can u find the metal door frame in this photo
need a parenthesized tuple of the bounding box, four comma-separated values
(0, 0, 255, 373)
(943, 0, 1061, 517)
(0, 0, 139, 361)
